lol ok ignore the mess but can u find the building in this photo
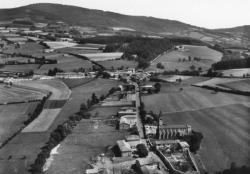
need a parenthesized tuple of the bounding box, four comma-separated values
(119, 115, 137, 130)
(118, 108, 137, 117)
(158, 124, 192, 140)
(56, 72, 86, 79)
(117, 140, 132, 157)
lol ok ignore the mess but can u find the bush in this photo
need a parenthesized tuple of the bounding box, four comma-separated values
(136, 144, 148, 157)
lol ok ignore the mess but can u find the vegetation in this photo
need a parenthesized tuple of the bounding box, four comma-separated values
(136, 144, 148, 157)
(177, 131, 203, 153)
(212, 56, 250, 70)
(216, 163, 250, 174)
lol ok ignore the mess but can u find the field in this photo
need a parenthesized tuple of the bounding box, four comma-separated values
(217, 68, 250, 77)
(96, 59, 137, 69)
(57, 47, 102, 54)
(218, 79, 250, 92)
(80, 52, 123, 61)
(142, 82, 250, 172)
(36, 54, 94, 74)
(157, 75, 192, 82)
(0, 102, 39, 146)
(15, 79, 71, 100)
(2, 42, 45, 56)
(194, 78, 242, 88)
(0, 64, 40, 73)
(44, 41, 77, 49)
(62, 78, 94, 88)
(0, 84, 48, 104)
(22, 109, 62, 133)
(45, 105, 127, 174)
(0, 78, 119, 174)
(149, 45, 223, 71)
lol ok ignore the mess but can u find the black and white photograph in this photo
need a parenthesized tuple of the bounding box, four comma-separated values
(0, 0, 249, 174)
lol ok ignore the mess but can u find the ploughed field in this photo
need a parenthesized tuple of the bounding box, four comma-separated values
(142, 82, 250, 172)
(149, 45, 223, 71)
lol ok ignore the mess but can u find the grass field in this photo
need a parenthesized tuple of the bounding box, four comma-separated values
(22, 109, 62, 133)
(0, 102, 39, 146)
(149, 45, 223, 71)
(0, 84, 48, 104)
(44, 41, 77, 49)
(218, 79, 250, 92)
(16, 79, 71, 100)
(162, 104, 250, 172)
(57, 47, 102, 54)
(36, 55, 94, 74)
(142, 83, 250, 172)
(80, 52, 123, 62)
(0, 64, 40, 73)
(218, 68, 250, 77)
(45, 106, 127, 174)
(62, 78, 94, 88)
(96, 59, 137, 69)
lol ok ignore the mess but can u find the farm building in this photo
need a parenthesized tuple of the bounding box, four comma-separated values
(116, 140, 132, 157)
(118, 108, 137, 117)
(56, 72, 86, 79)
(119, 115, 137, 130)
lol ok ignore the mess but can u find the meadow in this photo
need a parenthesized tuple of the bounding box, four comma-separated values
(149, 45, 223, 71)
(96, 59, 137, 69)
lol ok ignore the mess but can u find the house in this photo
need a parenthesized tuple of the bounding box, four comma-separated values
(117, 140, 132, 157)
(125, 135, 140, 142)
(119, 115, 137, 130)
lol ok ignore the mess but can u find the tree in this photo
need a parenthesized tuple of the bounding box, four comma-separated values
(91, 93, 99, 104)
(154, 82, 161, 93)
(188, 56, 192, 61)
(80, 103, 87, 112)
(136, 144, 148, 157)
(190, 65, 196, 71)
(156, 62, 165, 69)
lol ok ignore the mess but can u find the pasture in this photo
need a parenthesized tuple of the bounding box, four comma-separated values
(80, 52, 123, 62)
(96, 59, 137, 69)
(142, 83, 250, 172)
(0, 64, 40, 73)
(218, 79, 250, 92)
(0, 84, 48, 104)
(15, 79, 71, 100)
(44, 41, 77, 49)
(218, 68, 250, 77)
(150, 45, 223, 71)
(162, 104, 250, 172)
(36, 54, 94, 74)
(22, 109, 62, 133)
(0, 102, 39, 146)
(45, 107, 127, 174)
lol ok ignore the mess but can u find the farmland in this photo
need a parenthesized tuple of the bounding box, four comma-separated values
(0, 64, 40, 73)
(15, 79, 71, 100)
(0, 78, 119, 174)
(217, 68, 250, 77)
(45, 105, 127, 174)
(149, 45, 223, 71)
(142, 82, 250, 172)
(0, 84, 48, 104)
(22, 109, 62, 133)
(44, 41, 77, 49)
(96, 59, 138, 69)
(0, 102, 39, 146)
(80, 52, 123, 62)
(218, 79, 250, 92)
(36, 54, 94, 74)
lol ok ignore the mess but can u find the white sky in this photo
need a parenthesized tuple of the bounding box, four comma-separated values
(0, 0, 249, 29)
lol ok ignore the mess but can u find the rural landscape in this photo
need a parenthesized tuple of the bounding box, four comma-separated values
(0, 1, 250, 174)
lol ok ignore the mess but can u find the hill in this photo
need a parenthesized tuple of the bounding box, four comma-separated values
(0, 3, 249, 47)
(0, 3, 196, 34)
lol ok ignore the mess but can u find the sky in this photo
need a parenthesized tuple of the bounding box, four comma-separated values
(0, 0, 249, 29)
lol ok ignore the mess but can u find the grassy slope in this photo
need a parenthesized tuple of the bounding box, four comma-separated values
(149, 45, 222, 71)
(218, 79, 250, 92)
